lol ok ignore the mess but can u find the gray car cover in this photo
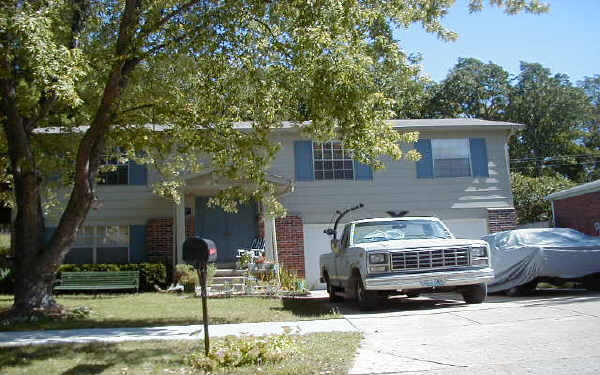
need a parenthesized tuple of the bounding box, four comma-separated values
(482, 228, 600, 293)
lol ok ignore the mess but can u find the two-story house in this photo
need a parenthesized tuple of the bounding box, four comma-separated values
(51, 118, 524, 288)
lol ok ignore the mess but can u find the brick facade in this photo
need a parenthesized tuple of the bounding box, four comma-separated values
(487, 208, 517, 233)
(146, 216, 195, 263)
(553, 191, 600, 236)
(275, 216, 305, 277)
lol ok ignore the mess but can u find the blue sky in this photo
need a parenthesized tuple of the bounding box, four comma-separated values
(394, 0, 599, 84)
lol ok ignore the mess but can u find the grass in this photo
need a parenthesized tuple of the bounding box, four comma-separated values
(0, 293, 341, 331)
(0, 332, 361, 375)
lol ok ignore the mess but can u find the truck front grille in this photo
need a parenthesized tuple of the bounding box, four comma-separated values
(391, 247, 469, 271)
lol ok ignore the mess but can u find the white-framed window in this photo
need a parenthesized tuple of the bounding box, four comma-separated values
(99, 153, 129, 185)
(67, 225, 130, 264)
(312, 141, 354, 180)
(431, 138, 472, 178)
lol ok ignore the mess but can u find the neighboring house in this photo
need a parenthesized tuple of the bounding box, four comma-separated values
(50, 118, 524, 288)
(547, 179, 600, 237)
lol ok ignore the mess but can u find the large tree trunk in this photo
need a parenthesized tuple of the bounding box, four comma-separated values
(2, 0, 143, 316)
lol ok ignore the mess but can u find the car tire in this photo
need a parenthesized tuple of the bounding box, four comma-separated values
(354, 275, 379, 311)
(462, 283, 487, 304)
(405, 292, 420, 298)
(506, 280, 538, 297)
(583, 275, 600, 292)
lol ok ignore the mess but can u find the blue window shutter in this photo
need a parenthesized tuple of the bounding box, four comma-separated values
(129, 225, 146, 263)
(470, 138, 489, 177)
(415, 139, 433, 179)
(354, 160, 373, 180)
(294, 140, 314, 181)
(129, 161, 147, 185)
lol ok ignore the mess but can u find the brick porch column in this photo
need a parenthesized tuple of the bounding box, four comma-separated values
(275, 215, 305, 277)
(487, 208, 517, 233)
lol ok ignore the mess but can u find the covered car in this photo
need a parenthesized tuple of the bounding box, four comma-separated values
(482, 228, 600, 295)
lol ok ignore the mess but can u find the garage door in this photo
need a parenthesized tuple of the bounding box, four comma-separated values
(443, 219, 488, 239)
(303, 224, 332, 289)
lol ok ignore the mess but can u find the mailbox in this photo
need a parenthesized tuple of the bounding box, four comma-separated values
(182, 237, 217, 266)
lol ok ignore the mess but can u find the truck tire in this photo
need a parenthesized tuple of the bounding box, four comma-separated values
(326, 277, 343, 302)
(462, 283, 487, 304)
(405, 292, 420, 298)
(354, 276, 379, 311)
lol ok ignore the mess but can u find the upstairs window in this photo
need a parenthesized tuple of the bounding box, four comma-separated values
(431, 139, 471, 178)
(313, 141, 354, 180)
(415, 138, 488, 179)
(99, 153, 129, 185)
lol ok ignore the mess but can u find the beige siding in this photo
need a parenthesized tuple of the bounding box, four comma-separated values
(81, 186, 172, 226)
(64, 128, 515, 229)
(272, 129, 514, 225)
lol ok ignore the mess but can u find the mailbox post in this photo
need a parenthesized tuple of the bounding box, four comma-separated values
(182, 237, 217, 355)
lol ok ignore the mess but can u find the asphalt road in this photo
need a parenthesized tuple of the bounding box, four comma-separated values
(345, 289, 600, 375)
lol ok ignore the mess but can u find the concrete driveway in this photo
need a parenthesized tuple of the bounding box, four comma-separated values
(344, 289, 600, 375)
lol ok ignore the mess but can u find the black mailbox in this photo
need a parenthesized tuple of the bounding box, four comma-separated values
(182, 237, 217, 266)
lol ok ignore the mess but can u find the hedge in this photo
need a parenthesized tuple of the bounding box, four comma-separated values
(58, 263, 167, 292)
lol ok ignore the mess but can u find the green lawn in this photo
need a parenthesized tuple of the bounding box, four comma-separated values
(0, 293, 341, 331)
(0, 332, 361, 375)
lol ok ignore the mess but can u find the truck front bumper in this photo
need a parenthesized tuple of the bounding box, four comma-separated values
(364, 267, 494, 291)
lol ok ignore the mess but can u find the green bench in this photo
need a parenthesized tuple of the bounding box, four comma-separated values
(54, 271, 139, 292)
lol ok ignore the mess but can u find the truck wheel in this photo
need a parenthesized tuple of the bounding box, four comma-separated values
(326, 279, 342, 302)
(506, 280, 537, 297)
(354, 276, 379, 311)
(462, 283, 487, 304)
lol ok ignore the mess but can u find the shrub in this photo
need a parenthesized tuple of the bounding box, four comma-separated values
(57, 263, 167, 292)
(279, 267, 306, 292)
(185, 333, 295, 371)
(511, 172, 577, 224)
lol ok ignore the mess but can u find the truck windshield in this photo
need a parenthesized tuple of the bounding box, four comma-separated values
(353, 220, 451, 244)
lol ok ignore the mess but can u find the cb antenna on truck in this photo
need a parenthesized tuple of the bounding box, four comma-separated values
(324, 203, 364, 240)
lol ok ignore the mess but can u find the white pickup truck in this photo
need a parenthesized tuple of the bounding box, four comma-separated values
(320, 207, 494, 310)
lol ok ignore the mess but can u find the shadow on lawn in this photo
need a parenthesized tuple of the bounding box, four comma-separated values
(0, 341, 190, 373)
(273, 298, 340, 317)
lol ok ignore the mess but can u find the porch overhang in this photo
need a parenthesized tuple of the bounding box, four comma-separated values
(182, 170, 294, 196)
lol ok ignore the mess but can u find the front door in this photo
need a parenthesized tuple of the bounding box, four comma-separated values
(194, 197, 258, 264)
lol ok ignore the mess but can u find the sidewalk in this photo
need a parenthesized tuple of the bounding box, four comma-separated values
(0, 318, 358, 347)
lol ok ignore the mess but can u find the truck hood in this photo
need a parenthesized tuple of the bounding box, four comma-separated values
(357, 238, 487, 251)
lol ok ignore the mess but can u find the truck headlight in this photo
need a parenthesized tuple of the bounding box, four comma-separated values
(471, 246, 489, 266)
(369, 253, 388, 264)
(471, 247, 487, 258)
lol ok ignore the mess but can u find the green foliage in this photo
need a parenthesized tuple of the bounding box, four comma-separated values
(511, 172, 576, 224)
(426, 57, 510, 119)
(279, 267, 306, 292)
(507, 63, 593, 181)
(185, 333, 295, 371)
(238, 251, 254, 270)
(175, 264, 198, 285)
(57, 263, 167, 292)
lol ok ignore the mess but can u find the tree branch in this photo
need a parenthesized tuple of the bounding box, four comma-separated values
(136, 0, 202, 40)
